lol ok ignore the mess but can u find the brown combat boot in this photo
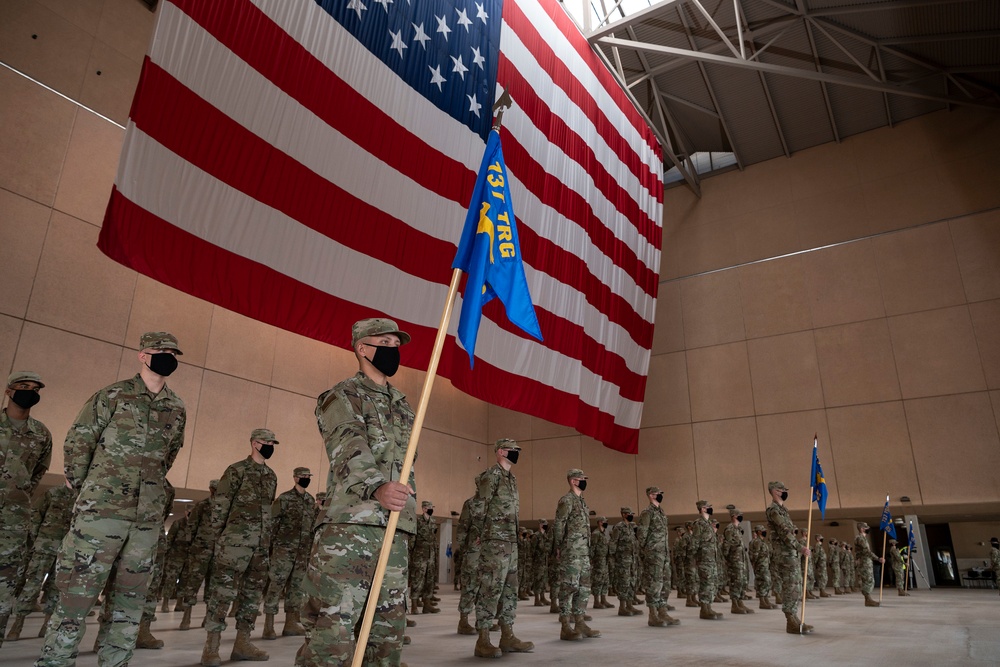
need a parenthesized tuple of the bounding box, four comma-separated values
(136, 618, 165, 649)
(686, 593, 699, 608)
(738, 598, 755, 614)
(731, 599, 746, 615)
(6, 615, 24, 641)
(864, 593, 880, 607)
(625, 600, 643, 616)
(774, 592, 783, 605)
(806, 590, 819, 600)
(559, 615, 581, 641)
(533, 592, 542, 607)
(474, 627, 502, 658)
(498, 623, 534, 653)
(647, 606, 665, 627)
(410, 599, 419, 615)
(785, 611, 813, 634)
(539, 590, 550, 605)
(699, 603, 721, 620)
(231, 627, 269, 661)
(281, 611, 305, 636)
(161, 597, 170, 613)
(820, 588, 831, 598)
(834, 586, 843, 594)
(759, 596, 776, 610)
(180, 605, 193, 631)
(898, 589, 909, 596)
(574, 614, 600, 638)
(174, 600, 185, 612)
(406, 617, 416, 627)
(658, 606, 681, 625)
(200, 631, 222, 667)
(549, 597, 560, 614)
(262, 613, 277, 640)
(422, 597, 440, 614)
(39, 613, 51, 637)
(457, 614, 476, 635)
(617, 599, 630, 616)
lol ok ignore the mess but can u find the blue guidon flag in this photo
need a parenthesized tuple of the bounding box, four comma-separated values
(880, 496, 897, 539)
(810, 435, 828, 520)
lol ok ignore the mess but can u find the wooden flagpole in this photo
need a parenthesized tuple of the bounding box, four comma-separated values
(800, 499, 814, 632)
(878, 494, 888, 603)
(351, 269, 462, 667)
(904, 544, 911, 594)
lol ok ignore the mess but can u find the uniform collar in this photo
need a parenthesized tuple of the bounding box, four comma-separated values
(1, 408, 40, 434)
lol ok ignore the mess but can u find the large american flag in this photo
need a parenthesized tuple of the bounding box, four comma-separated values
(99, 0, 663, 453)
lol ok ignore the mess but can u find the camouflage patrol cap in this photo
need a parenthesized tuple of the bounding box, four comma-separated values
(753, 524, 765, 533)
(421, 500, 435, 509)
(728, 507, 741, 517)
(768, 481, 788, 491)
(889, 539, 897, 545)
(597, 516, 607, 523)
(829, 538, 838, 545)
(620, 507, 633, 514)
(495, 438, 520, 452)
(567, 468, 587, 479)
(7, 371, 44, 388)
(139, 331, 183, 354)
(352, 318, 411, 346)
(857, 521, 869, 529)
(815, 534, 824, 540)
(684, 521, 693, 528)
(538, 519, 548, 525)
(696, 500, 710, 509)
(293, 467, 312, 477)
(645, 486, 662, 496)
(250, 428, 279, 444)
(209, 479, 220, 491)
(316, 492, 327, 500)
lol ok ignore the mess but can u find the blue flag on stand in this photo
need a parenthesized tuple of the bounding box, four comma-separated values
(452, 129, 542, 366)
(880, 498, 897, 539)
(908, 521, 916, 553)
(810, 438, 828, 520)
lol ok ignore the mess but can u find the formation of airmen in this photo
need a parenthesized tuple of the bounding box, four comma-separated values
(1, 321, 995, 666)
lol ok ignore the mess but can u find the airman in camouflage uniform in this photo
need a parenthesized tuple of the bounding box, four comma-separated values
(470, 439, 533, 657)
(748, 525, 776, 609)
(553, 469, 600, 641)
(410, 500, 439, 614)
(888, 539, 908, 596)
(6, 481, 75, 641)
(531, 520, 551, 608)
(608, 507, 640, 617)
(262, 467, 315, 640)
(989, 538, 999, 597)
(178, 479, 219, 628)
(160, 509, 191, 611)
(1, 371, 52, 647)
(589, 517, 611, 609)
(854, 521, 884, 607)
(671, 526, 685, 600)
(829, 539, 844, 593)
(518, 528, 532, 600)
(814, 534, 830, 597)
(297, 318, 417, 667)
(846, 544, 858, 592)
(637, 486, 679, 627)
(691, 501, 722, 620)
(455, 493, 478, 634)
(36, 332, 186, 667)
(723, 507, 753, 615)
(764, 481, 813, 634)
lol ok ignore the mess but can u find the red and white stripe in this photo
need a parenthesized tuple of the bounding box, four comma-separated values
(100, 0, 663, 453)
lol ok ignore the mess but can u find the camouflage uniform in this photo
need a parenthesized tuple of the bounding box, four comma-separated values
(159, 512, 190, 605)
(177, 482, 219, 621)
(518, 529, 532, 598)
(37, 335, 186, 667)
(0, 371, 52, 643)
(989, 543, 999, 596)
(608, 510, 637, 612)
(748, 526, 772, 600)
(531, 521, 551, 604)
(722, 509, 751, 613)
(690, 510, 719, 612)
(299, 349, 417, 667)
(409, 502, 438, 612)
(263, 469, 315, 630)
(553, 469, 596, 637)
(765, 481, 811, 632)
(829, 540, 843, 592)
(589, 520, 610, 604)
(855, 523, 880, 603)
(888, 540, 907, 594)
(637, 489, 674, 622)
(455, 495, 479, 619)
(814, 536, 829, 594)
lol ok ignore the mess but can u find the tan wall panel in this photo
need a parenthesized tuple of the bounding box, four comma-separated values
(0, 69, 76, 205)
(421, 379, 455, 436)
(948, 521, 1000, 560)
(53, 110, 122, 225)
(804, 240, 885, 329)
(184, 370, 270, 489)
(904, 393, 1000, 505)
(264, 388, 327, 494)
(848, 114, 939, 183)
(794, 185, 873, 250)
(0, 0, 93, 99)
(692, 417, 763, 512)
(747, 331, 824, 415)
(449, 383, 489, 444)
(687, 342, 754, 422)
(529, 415, 576, 440)
(0, 315, 24, 383)
(661, 218, 738, 281)
(580, 436, 637, 520)
(874, 222, 966, 317)
(530, 435, 582, 522)
(814, 319, 901, 407)
(95, 0, 155, 63)
(756, 410, 837, 513)
(0, 191, 50, 318)
(680, 271, 745, 349)
(970, 300, 1000, 390)
(28, 211, 136, 343)
(34, 0, 104, 34)
(204, 307, 277, 386)
(10, 322, 123, 476)
(950, 211, 1000, 303)
(651, 282, 684, 355)
(863, 167, 962, 235)
(888, 306, 986, 399)
(993, 391, 1000, 439)
(786, 139, 863, 201)
(487, 403, 532, 445)
(636, 424, 695, 518)
(730, 203, 801, 266)
(125, 276, 215, 369)
(270, 328, 335, 399)
(78, 39, 143, 125)
(640, 352, 690, 428)
(509, 439, 534, 520)
(935, 150, 1000, 215)
(738, 256, 812, 340)
(827, 402, 920, 507)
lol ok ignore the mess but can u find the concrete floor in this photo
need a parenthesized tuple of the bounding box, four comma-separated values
(3, 587, 999, 666)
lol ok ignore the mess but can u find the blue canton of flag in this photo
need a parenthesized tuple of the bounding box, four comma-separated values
(880, 498, 897, 539)
(315, 0, 502, 138)
(452, 129, 542, 366)
(810, 441, 828, 520)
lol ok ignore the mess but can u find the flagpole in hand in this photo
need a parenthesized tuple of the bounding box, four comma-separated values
(800, 434, 819, 632)
(879, 494, 889, 604)
(905, 521, 913, 594)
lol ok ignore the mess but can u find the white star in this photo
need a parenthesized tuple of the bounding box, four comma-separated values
(435, 14, 451, 40)
(429, 64, 446, 91)
(451, 54, 469, 80)
(471, 46, 485, 69)
(456, 7, 473, 31)
(476, 2, 489, 23)
(412, 22, 430, 48)
(468, 94, 482, 118)
(373, 0, 392, 11)
(347, 0, 366, 19)
(390, 29, 407, 57)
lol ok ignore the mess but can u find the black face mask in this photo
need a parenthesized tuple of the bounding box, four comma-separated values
(147, 353, 179, 377)
(576, 479, 587, 491)
(365, 344, 400, 377)
(780, 491, 788, 501)
(655, 493, 663, 504)
(626, 514, 634, 522)
(297, 478, 311, 488)
(258, 444, 274, 460)
(704, 507, 713, 516)
(761, 531, 767, 538)
(10, 389, 41, 410)
(602, 522, 608, 529)
(504, 450, 520, 465)
(736, 515, 743, 523)
(426, 509, 434, 516)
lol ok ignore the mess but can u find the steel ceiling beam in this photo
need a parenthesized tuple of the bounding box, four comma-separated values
(804, 17, 841, 143)
(807, 0, 982, 18)
(735, 0, 790, 156)
(878, 29, 1000, 46)
(587, 0, 687, 40)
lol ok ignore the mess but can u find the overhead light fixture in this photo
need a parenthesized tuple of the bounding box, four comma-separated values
(900, 496, 911, 503)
